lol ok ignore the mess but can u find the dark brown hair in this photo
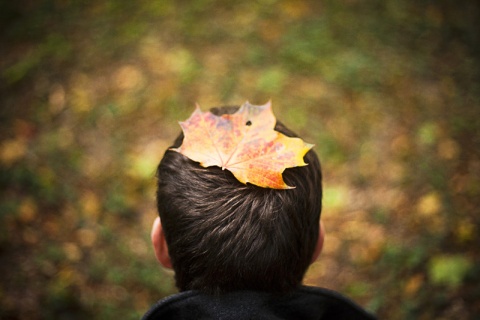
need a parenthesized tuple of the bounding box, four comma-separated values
(156, 106, 322, 294)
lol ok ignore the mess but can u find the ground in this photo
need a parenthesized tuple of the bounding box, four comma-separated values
(1, 1, 479, 319)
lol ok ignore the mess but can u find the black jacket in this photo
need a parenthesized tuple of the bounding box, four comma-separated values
(142, 286, 377, 320)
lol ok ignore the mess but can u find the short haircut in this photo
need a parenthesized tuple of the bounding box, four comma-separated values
(156, 106, 322, 294)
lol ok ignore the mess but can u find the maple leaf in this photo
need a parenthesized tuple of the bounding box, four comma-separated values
(172, 101, 313, 189)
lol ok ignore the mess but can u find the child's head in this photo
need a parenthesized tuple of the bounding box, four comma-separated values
(152, 106, 323, 294)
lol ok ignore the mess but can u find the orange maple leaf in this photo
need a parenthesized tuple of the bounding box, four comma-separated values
(172, 101, 313, 189)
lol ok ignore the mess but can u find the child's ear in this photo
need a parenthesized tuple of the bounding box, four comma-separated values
(151, 217, 173, 269)
(311, 221, 325, 263)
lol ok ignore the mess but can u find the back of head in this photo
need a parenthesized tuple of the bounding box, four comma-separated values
(156, 106, 322, 294)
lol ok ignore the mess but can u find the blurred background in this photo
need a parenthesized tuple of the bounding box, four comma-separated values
(1, 0, 479, 319)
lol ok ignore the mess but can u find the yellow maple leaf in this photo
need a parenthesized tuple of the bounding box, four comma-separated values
(172, 101, 313, 189)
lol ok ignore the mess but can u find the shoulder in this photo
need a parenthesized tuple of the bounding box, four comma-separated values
(291, 286, 377, 320)
(142, 287, 377, 320)
(141, 291, 201, 320)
